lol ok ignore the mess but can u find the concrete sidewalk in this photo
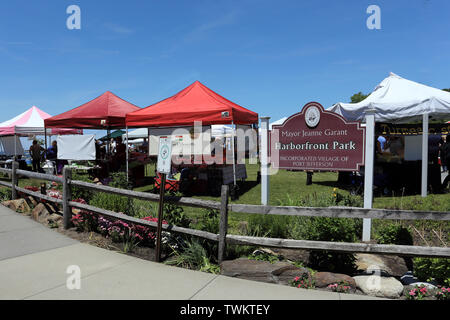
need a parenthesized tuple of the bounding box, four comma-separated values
(0, 205, 380, 300)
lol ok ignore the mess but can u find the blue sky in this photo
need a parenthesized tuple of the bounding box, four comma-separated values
(0, 0, 449, 130)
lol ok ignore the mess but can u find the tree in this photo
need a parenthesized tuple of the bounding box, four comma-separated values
(350, 92, 369, 103)
(443, 88, 450, 92)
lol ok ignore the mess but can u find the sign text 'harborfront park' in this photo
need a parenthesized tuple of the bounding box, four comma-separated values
(270, 102, 366, 171)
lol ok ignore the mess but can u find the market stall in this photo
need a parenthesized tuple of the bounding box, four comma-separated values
(329, 72, 450, 195)
(44, 91, 141, 180)
(126, 80, 259, 196)
(0, 106, 81, 171)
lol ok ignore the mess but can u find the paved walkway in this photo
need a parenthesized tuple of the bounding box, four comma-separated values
(0, 205, 380, 300)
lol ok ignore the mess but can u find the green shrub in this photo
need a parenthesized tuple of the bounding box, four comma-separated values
(163, 199, 190, 228)
(165, 239, 219, 273)
(413, 257, 450, 285)
(71, 172, 94, 202)
(290, 216, 362, 274)
(247, 214, 292, 239)
(375, 223, 413, 245)
(197, 209, 219, 234)
(90, 192, 132, 215)
(0, 188, 11, 202)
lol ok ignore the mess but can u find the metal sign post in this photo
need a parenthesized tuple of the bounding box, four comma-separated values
(155, 136, 172, 262)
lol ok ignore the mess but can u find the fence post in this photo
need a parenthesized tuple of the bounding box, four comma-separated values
(11, 161, 18, 200)
(218, 184, 230, 264)
(62, 166, 72, 229)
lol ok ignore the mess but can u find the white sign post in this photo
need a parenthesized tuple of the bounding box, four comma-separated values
(156, 136, 172, 262)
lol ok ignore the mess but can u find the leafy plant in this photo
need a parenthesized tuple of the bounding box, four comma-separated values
(413, 257, 450, 285)
(328, 281, 352, 293)
(163, 199, 190, 228)
(290, 274, 315, 289)
(405, 284, 430, 300)
(71, 172, 94, 202)
(248, 251, 280, 264)
(289, 216, 361, 273)
(197, 209, 220, 234)
(165, 239, 218, 273)
(375, 223, 413, 245)
(0, 188, 12, 201)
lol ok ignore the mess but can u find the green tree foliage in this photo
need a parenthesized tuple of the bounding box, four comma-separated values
(350, 92, 369, 103)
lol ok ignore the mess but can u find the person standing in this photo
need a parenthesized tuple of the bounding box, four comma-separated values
(29, 140, 44, 172)
(441, 135, 450, 189)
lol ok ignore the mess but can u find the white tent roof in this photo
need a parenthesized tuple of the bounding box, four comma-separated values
(123, 128, 148, 140)
(328, 72, 450, 123)
(269, 117, 288, 129)
(0, 106, 81, 136)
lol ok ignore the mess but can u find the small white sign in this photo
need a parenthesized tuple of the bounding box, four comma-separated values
(157, 136, 172, 174)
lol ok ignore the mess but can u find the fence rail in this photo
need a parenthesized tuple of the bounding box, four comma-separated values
(1, 163, 449, 262)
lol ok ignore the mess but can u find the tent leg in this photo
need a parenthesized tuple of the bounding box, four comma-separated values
(363, 109, 375, 242)
(231, 121, 236, 187)
(14, 134, 17, 159)
(126, 126, 129, 183)
(421, 113, 429, 197)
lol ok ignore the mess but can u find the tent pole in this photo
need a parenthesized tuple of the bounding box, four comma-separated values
(14, 134, 17, 159)
(44, 126, 47, 158)
(231, 121, 236, 186)
(126, 126, 129, 183)
(421, 113, 429, 197)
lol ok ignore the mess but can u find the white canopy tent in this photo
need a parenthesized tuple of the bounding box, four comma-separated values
(329, 72, 450, 123)
(329, 72, 450, 241)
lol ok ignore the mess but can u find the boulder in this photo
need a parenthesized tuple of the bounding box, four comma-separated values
(31, 203, 50, 222)
(220, 258, 307, 285)
(355, 253, 409, 277)
(313, 272, 356, 292)
(353, 275, 404, 299)
(2, 199, 31, 214)
(273, 266, 311, 285)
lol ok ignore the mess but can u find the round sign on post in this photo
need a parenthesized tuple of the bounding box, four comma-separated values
(157, 136, 172, 174)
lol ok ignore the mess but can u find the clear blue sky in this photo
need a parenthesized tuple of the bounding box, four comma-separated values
(0, 0, 449, 128)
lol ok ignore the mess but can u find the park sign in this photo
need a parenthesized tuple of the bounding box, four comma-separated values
(270, 102, 365, 171)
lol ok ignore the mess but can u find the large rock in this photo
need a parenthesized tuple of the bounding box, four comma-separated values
(220, 258, 309, 285)
(313, 272, 356, 292)
(2, 199, 31, 214)
(355, 253, 409, 277)
(31, 203, 50, 222)
(353, 275, 404, 299)
(273, 265, 311, 285)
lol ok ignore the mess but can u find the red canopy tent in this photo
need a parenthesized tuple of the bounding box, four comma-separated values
(45, 91, 140, 129)
(125, 81, 258, 127)
(126, 81, 258, 189)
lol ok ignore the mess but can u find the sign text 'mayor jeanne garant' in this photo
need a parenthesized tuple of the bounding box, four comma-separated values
(270, 102, 365, 171)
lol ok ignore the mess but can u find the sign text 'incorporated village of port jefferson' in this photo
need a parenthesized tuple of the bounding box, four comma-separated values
(270, 102, 366, 171)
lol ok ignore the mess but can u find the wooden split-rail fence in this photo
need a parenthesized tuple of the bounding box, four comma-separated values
(0, 161, 449, 263)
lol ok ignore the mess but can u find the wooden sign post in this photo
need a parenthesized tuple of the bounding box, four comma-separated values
(155, 136, 172, 262)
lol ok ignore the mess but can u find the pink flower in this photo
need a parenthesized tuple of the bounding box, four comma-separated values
(409, 290, 416, 296)
(420, 287, 427, 294)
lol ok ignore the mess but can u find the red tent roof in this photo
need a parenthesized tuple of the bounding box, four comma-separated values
(126, 81, 258, 127)
(45, 91, 140, 129)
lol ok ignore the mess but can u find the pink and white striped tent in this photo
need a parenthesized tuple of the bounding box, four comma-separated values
(0, 106, 81, 136)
